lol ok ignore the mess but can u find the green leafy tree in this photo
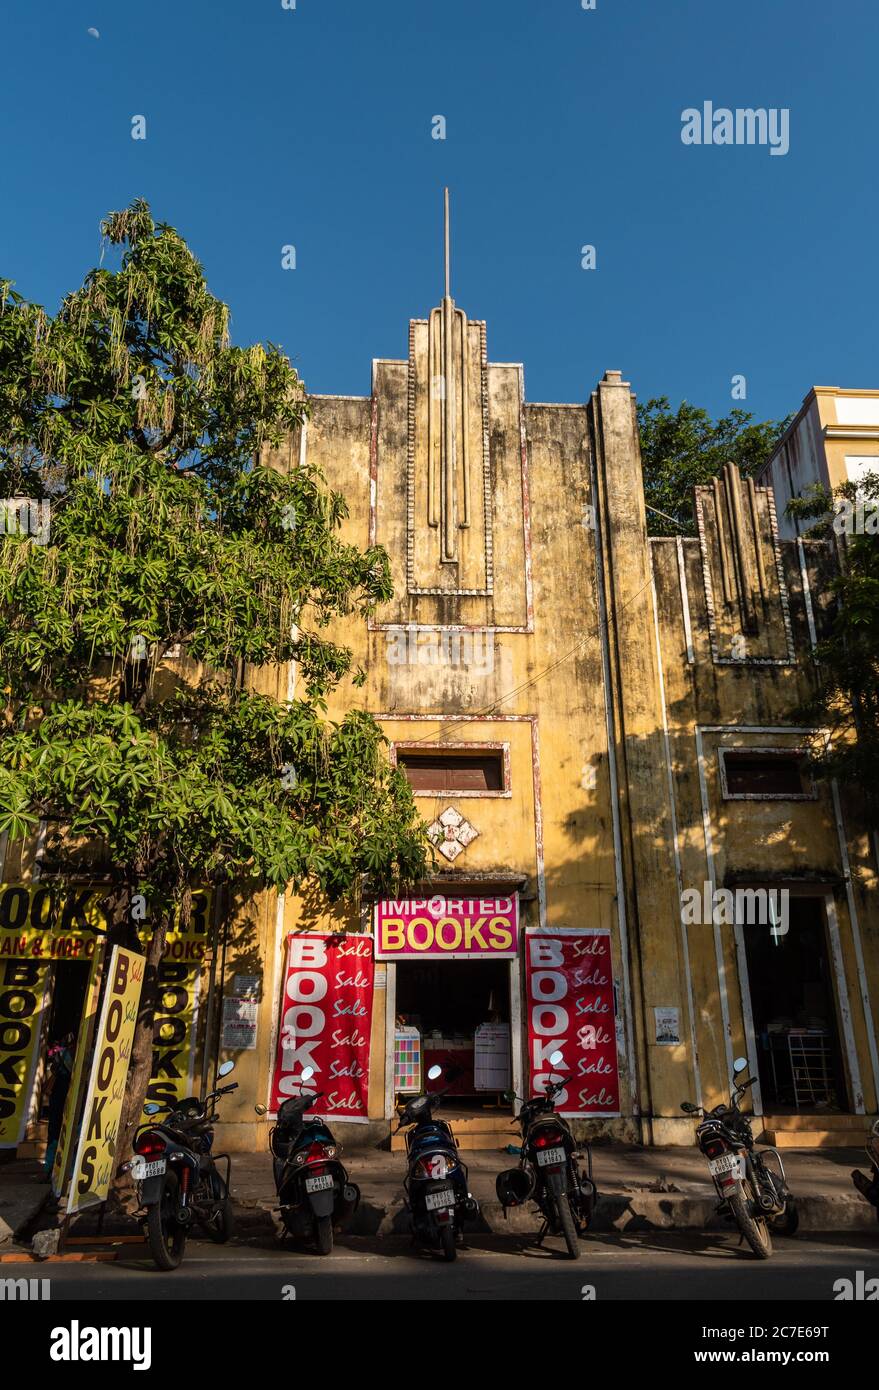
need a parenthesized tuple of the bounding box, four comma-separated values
(637, 396, 790, 536)
(0, 200, 429, 1172)
(786, 476, 879, 826)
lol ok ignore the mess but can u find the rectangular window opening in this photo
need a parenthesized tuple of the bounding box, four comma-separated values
(396, 748, 505, 794)
(721, 750, 810, 799)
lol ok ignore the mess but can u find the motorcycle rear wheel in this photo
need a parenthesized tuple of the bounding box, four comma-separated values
(439, 1225, 457, 1262)
(146, 1175, 187, 1271)
(556, 1192, 580, 1260)
(314, 1214, 333, 1256)
(729, 1182, 773, 1259)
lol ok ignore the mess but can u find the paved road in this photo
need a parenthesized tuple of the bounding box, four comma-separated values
(4, 1229, 878, 1301)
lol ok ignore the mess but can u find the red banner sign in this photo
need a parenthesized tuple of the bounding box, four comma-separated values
(270, 933, 374, 1122)
(526, 928, 620, 1116)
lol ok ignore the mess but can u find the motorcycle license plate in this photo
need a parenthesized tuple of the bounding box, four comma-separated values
(536, 1146, 566, 1167)
(305, 1173, 334, 1193)
(425, 1187, 455, 1212)
(130, 1157, 166, 1180)
(709, 1153, 744, 1179)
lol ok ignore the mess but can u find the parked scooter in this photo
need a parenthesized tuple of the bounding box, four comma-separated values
(495, 1049, 597, 1259)
(255, 1065, 359, 1255)
(851, 1118, 879, 1221)
(121, 1059, 238, 1271)
(396, 1063, 478, 1261)
(682, 1057, 798, 1259)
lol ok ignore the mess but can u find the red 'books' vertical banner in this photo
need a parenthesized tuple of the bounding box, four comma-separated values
(526, 928, 620, 1116)
(270, 933, 374, 1121)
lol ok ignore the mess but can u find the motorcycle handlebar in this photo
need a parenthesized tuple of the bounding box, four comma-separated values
(546, 1073, 572, 1097)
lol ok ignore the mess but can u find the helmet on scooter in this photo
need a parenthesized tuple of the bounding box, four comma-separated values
(495, 1166, 535, 1208)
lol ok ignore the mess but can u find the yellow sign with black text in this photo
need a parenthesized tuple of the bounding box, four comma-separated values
(68, 945, 145, 1213)
(0, 884, 213, 961)
(0, 957, 50, 1148)
(146, 959, 202, 1113)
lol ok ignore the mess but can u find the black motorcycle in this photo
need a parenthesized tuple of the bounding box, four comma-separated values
(496, 1051, 596, 1259)
(682, 1057, 798, 1259)
(255, 1066, 359, 1255)
(396, 1064, 478, 1262)
(851, 1118, 879, 1221)
(120, 1059, 238, 1271)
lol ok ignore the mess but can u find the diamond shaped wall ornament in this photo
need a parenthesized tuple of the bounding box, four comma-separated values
(427, 806, 479, 863)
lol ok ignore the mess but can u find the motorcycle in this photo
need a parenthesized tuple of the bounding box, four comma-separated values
(396, 1063, 478, 1262)
(851, 1118, 879, 1221)
(682, 1056, 798, 1259)
(255, 1065, 359, 1255)
(120, 1059, 238, 1271)
(495, 1049, 596, 1260)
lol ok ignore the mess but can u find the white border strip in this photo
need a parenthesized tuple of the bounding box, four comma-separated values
(676, 536, 695, 665)
(694, 727, 737, 1091)
(651, 562, 701, 1104)
(591, 447, 639, 1114)
(829, 777, 877, 1110)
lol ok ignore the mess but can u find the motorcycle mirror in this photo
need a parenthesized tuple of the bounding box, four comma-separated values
(732, 1057, 749, 1075)
(217, 1060, 236, 1078)
(301, 1065, 315, 1082)
(427, 1064, 443, 1081)
(681, 1101, 695, 1113)
(143, 1103, 162, 1115)
(549, 1050, 564, 1067)
(254, 1104, 268, 1116)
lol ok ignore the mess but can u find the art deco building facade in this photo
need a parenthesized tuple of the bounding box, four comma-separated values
(209, 265, 879, 1153)
(3, 242, 877, 1158)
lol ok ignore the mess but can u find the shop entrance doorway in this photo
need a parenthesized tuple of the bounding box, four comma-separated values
(30, 960, 89, 1154)
(743, 897, 847, 1113)
(395, 958, 512, 1111)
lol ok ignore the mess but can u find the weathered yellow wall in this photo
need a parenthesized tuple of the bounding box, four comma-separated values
(212, 333, 879, 1151)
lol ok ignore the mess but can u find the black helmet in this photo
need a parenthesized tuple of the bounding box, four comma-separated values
(495, 1166, 535, 1208)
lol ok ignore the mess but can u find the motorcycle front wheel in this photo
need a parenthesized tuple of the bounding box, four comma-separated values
(204, 1174, 234, 1244)
(146, 1174, 187, 1271)
(728, 1182, 773, 1259)
(769, 1200, 799, 1238)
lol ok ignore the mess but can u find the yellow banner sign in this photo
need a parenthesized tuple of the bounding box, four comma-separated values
(0, 885, 212, 963)
(68, 946, 145, 1213)
(146, 960, 202, 1114)
(0, 958, 50, 1148)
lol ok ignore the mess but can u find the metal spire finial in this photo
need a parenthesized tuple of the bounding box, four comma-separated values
(444, 186, 450, 299)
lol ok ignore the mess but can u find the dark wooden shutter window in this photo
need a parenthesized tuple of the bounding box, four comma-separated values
(397, 750, 504, 793)
(724, 753, 806, 797)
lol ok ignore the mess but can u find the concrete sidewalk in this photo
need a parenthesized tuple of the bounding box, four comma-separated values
(1, 1142, 875, 1253)
(228, 1143, 879, 1236)
(0, 1158, 50, 1246)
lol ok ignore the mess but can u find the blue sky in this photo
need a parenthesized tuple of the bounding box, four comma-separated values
(2, 1, 877, 424)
